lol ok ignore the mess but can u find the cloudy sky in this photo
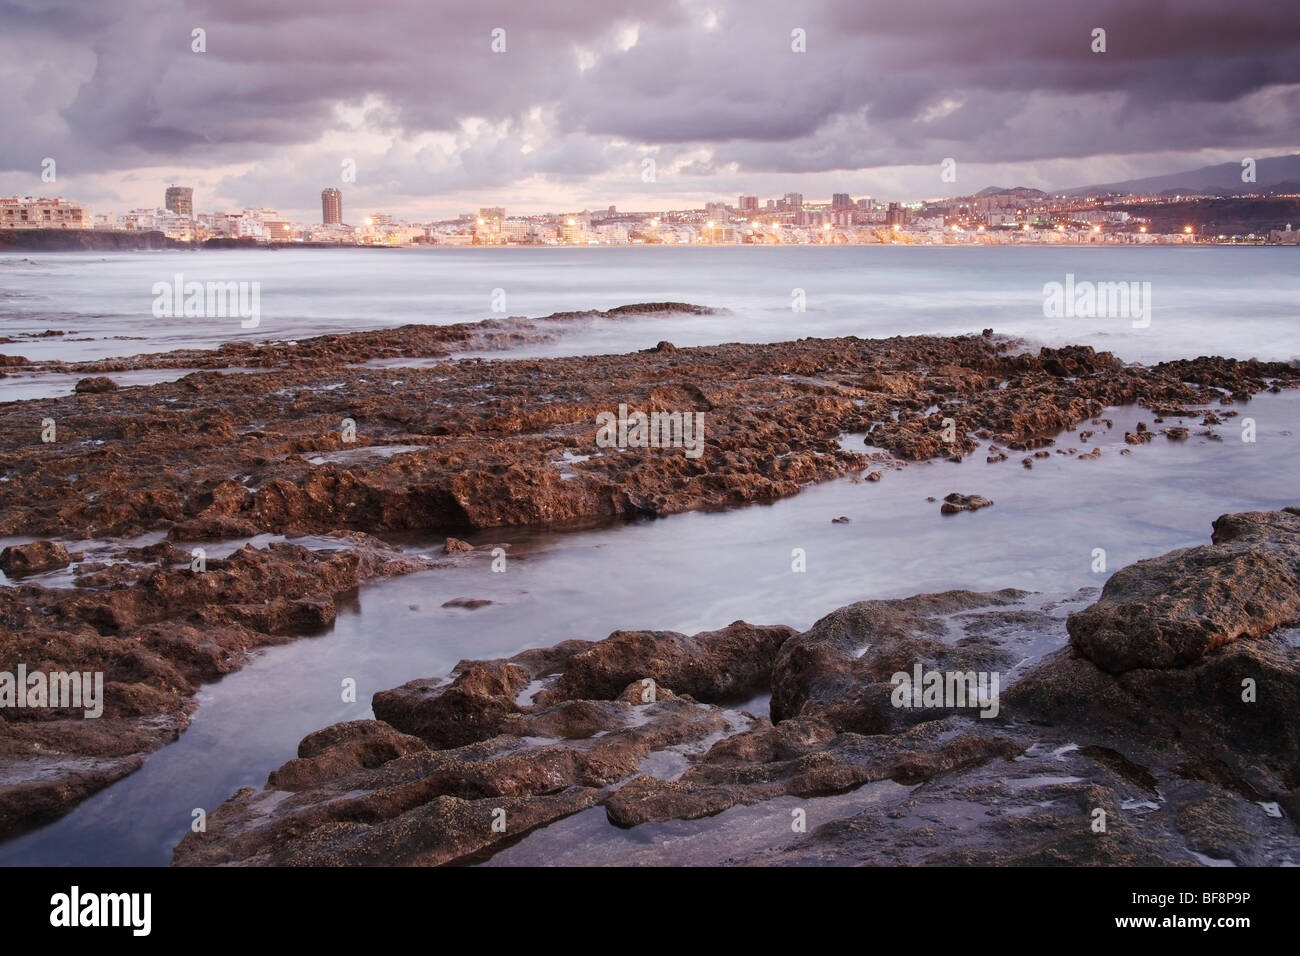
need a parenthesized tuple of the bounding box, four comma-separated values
(2, 0, 1298, 221)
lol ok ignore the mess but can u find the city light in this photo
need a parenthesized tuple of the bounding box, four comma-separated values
(15, 183, 1280, 247)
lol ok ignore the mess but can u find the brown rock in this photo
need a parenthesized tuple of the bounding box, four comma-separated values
(74, 376, 118, 394)
(0, 540, 71, 574)
(1067, 509, 1300, 672)
(770, 589, 1023, 733)
(940, 493, 994, 514)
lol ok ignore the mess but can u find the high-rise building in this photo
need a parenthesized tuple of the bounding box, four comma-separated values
(832, 193, 852, 209)
(165, 185, 194, 217)
(321, 188, 343, 225)
(783, 192, 804, 209)
(886, 202, 906, 228)
(738, 195, 759, 213)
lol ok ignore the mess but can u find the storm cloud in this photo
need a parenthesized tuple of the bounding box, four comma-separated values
(2, 0, 1296, 216)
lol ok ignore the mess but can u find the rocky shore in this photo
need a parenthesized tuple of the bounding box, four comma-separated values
(170, 510, 1300, 866)
(2, 310, 1297, 849)
(0, 535, 435, 838)
(2, 314, 1293, 543)
(0, 229, 177, 252)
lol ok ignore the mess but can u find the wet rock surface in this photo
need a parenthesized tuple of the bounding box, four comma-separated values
(4, 313, 1298, 860)
(770, 589, 1024, 733)
(0, 540, 73, 575)
(172, 511, 1300, 866)
(2, 323, 1294, 542)
(73, 376, 117, 394)
(1006, 510, 1300, 830)
(1067, 508, 1300, 671)
(0, 535, 434, 837)
(940, 493, 994, 514)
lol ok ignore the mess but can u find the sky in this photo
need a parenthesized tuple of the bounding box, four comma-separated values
(2, 0, 1298, 221)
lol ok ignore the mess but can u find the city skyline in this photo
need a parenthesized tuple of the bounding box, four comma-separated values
(8, 145, 1300, 229)
(10, 176, 1297, 247)
(2, 0, 1298, 221)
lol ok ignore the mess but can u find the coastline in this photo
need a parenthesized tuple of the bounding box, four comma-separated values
(173, 508, 1300, 867)
(1, 314, 1297, 853)
(3, 228, 1297, 252)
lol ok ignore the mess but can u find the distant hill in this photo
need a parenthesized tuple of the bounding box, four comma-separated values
(1066, 154, 1300, 197)
(975, 186, 1048, 198)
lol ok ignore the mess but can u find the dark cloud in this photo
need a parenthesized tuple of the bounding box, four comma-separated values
(1, 0, 1296, 210)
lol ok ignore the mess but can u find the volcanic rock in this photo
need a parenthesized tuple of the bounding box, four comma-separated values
(0, 540, 71, 574)
(940, 493, 994, 514)
(74, 376, 117, 394)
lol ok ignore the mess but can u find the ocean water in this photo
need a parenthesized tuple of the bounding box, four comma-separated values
(1, 246, 1298, 372)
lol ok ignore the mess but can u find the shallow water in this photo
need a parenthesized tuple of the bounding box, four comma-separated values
(2, 390, 1296, 866)
(0, 368, 220, 402)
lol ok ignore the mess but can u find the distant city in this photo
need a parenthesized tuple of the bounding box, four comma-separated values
(3, 181, 1299, 246)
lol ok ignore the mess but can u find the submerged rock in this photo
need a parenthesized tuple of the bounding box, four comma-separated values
(940, 492, 994, 514)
